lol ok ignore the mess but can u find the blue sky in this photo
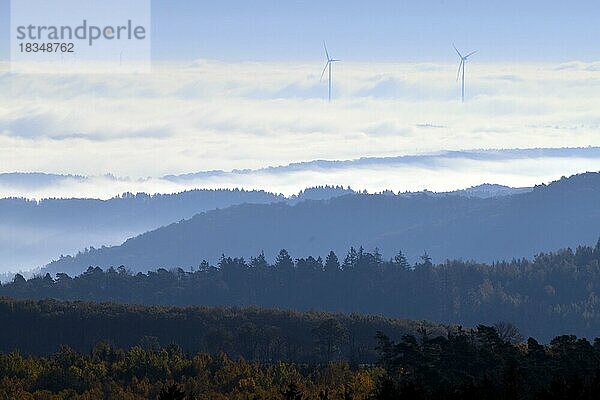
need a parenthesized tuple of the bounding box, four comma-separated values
(1, 0, 600, 62)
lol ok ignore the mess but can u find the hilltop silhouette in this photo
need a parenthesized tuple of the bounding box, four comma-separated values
(44, 172, 600, 276)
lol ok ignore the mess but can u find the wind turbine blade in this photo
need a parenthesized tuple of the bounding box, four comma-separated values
(330, 59, 341, 62)
(456, 60, 464, 82)
(320, 62, 329, 81)
(465, 50, 478, 58)
(323, 41, 330, 61)
(453, 44, 463, 58)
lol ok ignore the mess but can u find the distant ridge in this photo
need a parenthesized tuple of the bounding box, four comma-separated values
(437, 183, 531, 198)
(2, 147, 598, 198)
(0, 189, 283, 273)
(163, 147, 600, 182)
(0, 182, 534, 274)
(44, 172, 600, 276)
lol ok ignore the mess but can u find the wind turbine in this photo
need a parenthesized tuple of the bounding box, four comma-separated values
(321, 41, 340, 102)
(453, 44, 477, 102)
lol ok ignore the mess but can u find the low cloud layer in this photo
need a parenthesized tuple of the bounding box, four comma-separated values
(1, 60, 600, 192)
(1, 148, 599, 199)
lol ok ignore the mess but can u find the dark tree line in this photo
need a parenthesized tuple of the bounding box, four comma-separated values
(5, 240, 600, 340)
(374, 325, 600, 400)
(3, 323, 600, 399)
(0, 297, 444, 361)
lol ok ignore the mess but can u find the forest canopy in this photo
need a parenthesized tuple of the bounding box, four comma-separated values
(2, 316, 600, 399)
(0, 297, 443, 361)
(4, 240, 600, 341)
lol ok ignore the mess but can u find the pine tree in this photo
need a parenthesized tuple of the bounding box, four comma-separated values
(343, 247, 358, 270)
(419, 251, 433, 268)
(374, 247, 384, 265)
(324, 251, 340, 273)
(594, 237, 600, 259)
(394, 251, 411, 270)
(275, 249, 294, 271)
(250, 251, 269, 270)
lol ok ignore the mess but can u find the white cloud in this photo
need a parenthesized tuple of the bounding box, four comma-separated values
(0, 60, 599, 188)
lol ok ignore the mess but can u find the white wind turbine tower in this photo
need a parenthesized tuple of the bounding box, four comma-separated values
(321, 41, 340, 102)
(453, 44, 477, 102)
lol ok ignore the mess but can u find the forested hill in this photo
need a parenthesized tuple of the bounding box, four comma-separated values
(2, 298, 600, 399)
(45, 172, 600, 275)
(0, 188, 283, 272)
(0, 182, 525, 273)
(15, 240, 600, 341)
(0, 189, 282, 229)
(0, 297, 443, 360)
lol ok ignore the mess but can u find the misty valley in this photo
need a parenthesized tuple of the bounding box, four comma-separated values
(0, 172, 599, 399)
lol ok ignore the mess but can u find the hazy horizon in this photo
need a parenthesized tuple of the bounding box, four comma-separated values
(2, 59, 600, 198)
(0, 147, 598, 199)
